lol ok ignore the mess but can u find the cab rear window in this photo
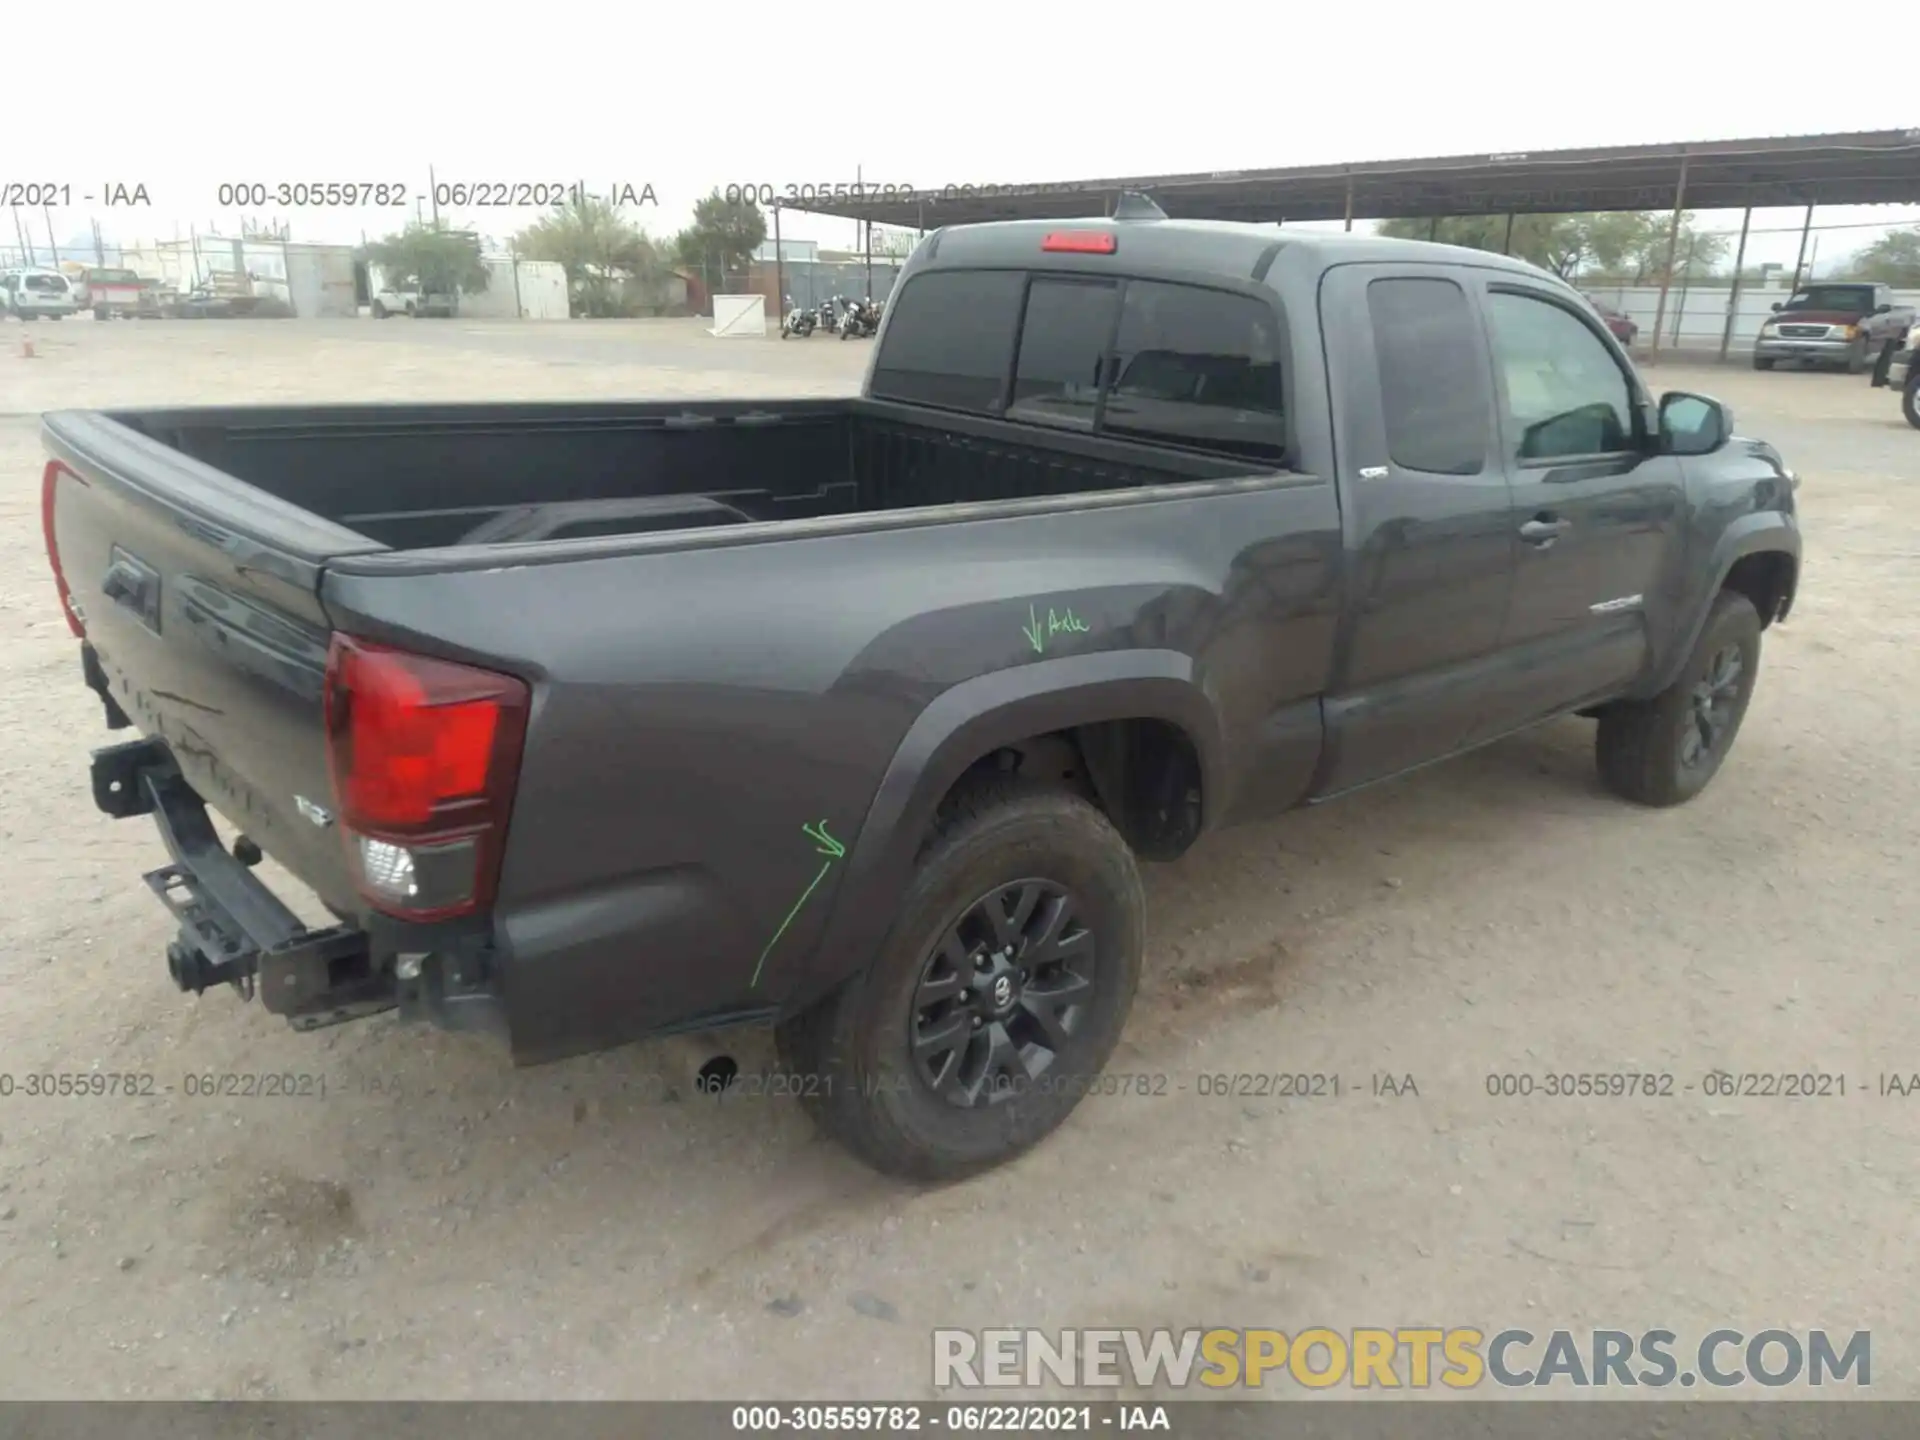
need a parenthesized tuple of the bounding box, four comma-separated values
(870, 271, 1025, 413)
(871, 268, 1286, 462)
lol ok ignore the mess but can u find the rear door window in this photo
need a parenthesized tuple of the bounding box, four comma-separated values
(1366, 277, 1491, 475)
(1102, 281, 1286, 461)
(1008, 278, 1119, 431)
(870, 270, 1025, 413)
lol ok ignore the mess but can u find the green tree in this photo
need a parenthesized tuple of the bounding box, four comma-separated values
(1378, 210, 1727, 284)
(1377, 213, 1592, 277)
(671, 191, 768, 291)
(361, 223, 490, 296)
(512, 194, 665, 317)
(1840, 228, 1920, 287)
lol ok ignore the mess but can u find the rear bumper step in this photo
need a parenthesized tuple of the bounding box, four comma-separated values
(90, 736, 398, 1029)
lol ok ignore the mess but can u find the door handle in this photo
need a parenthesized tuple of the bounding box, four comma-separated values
(1519, 516, 1572, 545)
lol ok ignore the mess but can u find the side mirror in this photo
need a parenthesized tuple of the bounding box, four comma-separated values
(1659, 391, 1731, 457)
(1770, 302, 1782, 312)
(1875, 303, 1892, 315)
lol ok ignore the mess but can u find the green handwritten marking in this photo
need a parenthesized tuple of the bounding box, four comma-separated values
(751, 819, 846, 988)
(1022, 603, 1093, 655)
(802, 819, 845, 858)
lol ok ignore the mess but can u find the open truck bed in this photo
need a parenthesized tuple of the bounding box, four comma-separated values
(102, 398, 1244, 551)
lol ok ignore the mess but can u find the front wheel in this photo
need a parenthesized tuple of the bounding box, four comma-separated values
(775, 778, 1144, 1182)
(1903, 374, 1920, 430)
(1752, 355, 1774, 371)
(1595, 591, 1763, 807)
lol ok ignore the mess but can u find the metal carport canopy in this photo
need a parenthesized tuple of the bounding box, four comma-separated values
(780, 129, 1920, 228)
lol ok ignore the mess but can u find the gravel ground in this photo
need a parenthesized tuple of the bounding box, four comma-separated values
(0, 317, 1915, 1401)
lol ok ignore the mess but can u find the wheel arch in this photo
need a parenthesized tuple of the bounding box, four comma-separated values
(1648, 514, 1800, 694)
(786, 650, 1224, 1012)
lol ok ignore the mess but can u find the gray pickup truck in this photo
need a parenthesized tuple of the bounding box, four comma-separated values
(41, 197, 1802, 1179)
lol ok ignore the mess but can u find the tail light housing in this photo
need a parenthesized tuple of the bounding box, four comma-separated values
(323, 635, 530, 921)
(41, 460, 85, 637)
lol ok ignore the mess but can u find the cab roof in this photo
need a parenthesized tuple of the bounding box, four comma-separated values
(915, 215, 1557, 290)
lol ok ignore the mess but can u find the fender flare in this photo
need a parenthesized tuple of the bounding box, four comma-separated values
(1648, 512, 1800, 695)
(785, 649, 1225, 1009)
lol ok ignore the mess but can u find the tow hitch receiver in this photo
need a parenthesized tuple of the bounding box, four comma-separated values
(90, 737, 395, 1027)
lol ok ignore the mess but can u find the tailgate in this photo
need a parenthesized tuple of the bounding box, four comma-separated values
(43, 411, 386, 915)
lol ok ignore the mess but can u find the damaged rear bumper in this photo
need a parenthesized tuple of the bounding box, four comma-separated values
(90, 734, 507, 1038)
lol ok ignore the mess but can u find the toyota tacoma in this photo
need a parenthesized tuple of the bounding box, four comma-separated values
(41, 195, 1802, 1179)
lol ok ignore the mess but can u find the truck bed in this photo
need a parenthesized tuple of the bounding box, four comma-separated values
(104, 398, 1246, 552)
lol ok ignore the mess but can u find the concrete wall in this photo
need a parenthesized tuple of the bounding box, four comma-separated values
(458, 258, 571, 319)
(749, 259, 903, 313)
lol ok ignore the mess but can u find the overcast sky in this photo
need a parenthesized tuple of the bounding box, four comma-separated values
(11, 0, 1918, 276)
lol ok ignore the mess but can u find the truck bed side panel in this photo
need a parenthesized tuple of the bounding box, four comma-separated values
(321, 479, 1342, 1061)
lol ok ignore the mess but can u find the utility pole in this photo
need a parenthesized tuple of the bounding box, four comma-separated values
(44, 205, 60, 264)
(429, 165, 440, 228)
(1647, 153, 1690, 365)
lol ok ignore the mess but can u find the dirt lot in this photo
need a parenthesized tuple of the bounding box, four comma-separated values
(1, 318, 1915, 1401)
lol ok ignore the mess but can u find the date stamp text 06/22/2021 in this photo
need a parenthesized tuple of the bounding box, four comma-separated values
(208, 180, 657, 210)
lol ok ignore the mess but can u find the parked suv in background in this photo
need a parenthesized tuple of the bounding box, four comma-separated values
(1753, 282, 1913, 373)
(1586, 297, 1638, 346)
(2, 268, 80, 319)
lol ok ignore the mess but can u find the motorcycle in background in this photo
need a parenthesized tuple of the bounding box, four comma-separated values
(840, 297, 881, 340)
(816, 298, 840, 334)
(780, 295, 815, 338)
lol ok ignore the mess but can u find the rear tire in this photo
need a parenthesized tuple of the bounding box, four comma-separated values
(775, 777, 1144, 1182)
(1595, 591, 1762, 807)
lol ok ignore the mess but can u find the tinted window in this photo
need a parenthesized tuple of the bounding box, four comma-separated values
(1781, 285, 1872, 313)
(1484, 291, 1634, 461)
(1366, 278, 1490, 475)
(24, 273, 68, 294)
(870, 270, 1024, 413)
(1008, 278, 1118, 430)
(1102, 281, 1286, 461)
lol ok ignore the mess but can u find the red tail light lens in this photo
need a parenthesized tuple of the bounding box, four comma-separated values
(1041, 231, 1117, 254)
(323, 635, 530, 920)
(41, 460, 85, 637)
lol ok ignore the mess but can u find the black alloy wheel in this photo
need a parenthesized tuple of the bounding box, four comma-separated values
(908, 879, 1096, 1107)
(1678, 643, 1745, 772)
